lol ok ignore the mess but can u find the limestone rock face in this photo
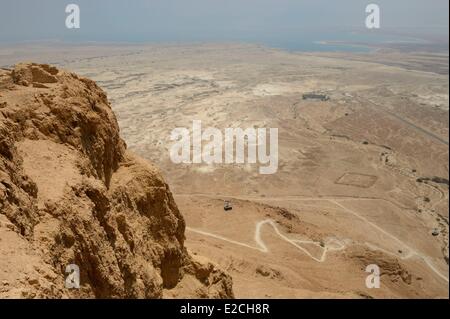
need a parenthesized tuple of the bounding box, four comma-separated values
(0, 63, 233, 299)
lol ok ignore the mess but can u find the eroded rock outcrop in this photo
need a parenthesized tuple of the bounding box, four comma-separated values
(0, 63, 233, 298)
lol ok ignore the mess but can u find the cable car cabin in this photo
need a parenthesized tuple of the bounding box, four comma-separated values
(224, 201, 233, 211)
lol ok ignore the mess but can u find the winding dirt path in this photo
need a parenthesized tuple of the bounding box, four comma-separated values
(187, 219, 346, 262)
(182, 193, 449, 283)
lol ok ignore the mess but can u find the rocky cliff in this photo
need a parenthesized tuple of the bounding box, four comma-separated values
(0, 63, 233, 298)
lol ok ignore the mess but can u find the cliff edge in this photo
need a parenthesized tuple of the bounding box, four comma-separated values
(0, 63, 233, 298)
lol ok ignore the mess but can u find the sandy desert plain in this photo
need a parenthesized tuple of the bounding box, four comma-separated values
(0, 42, 449, 298)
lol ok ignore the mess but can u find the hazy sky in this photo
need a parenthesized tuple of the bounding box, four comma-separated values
(0, 0, 448, 43)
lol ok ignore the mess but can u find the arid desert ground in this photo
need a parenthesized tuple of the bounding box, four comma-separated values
(1, 43, 448, 298)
